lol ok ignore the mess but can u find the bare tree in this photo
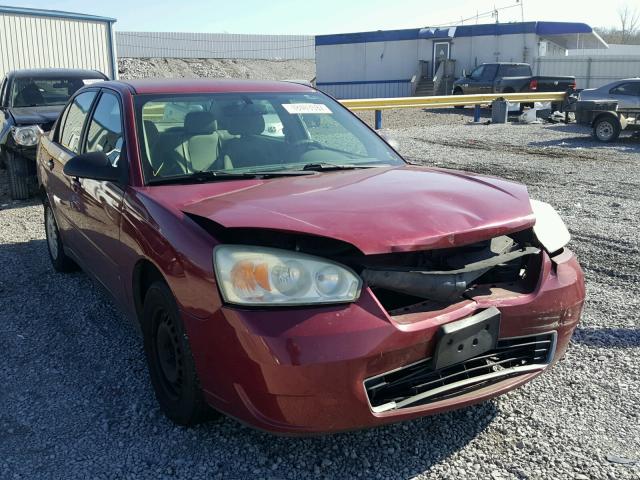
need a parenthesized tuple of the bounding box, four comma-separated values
(618, 4, 640, 44)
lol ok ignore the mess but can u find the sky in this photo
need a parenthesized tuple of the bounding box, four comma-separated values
(8, 0, 633, 34)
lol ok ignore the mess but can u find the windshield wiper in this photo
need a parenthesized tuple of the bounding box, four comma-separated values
(301, 162, 381, 172)
(146, 169, 315, 186)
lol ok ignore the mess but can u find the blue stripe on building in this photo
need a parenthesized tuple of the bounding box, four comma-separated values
(315, 22, 594, 46)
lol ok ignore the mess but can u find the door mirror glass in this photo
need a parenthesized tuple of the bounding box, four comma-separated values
(63, 152, 121, 182)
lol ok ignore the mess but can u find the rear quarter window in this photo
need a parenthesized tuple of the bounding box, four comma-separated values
(498, 65, 531, 77)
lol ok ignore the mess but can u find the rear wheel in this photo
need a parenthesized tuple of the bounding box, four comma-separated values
(593, 116, 621, 143)
(44, 201, 77, 272)
(6, 150, 37, 200)
(142, 281, 217, 426)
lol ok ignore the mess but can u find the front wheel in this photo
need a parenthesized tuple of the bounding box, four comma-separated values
(142, 281, 217, 426)
(6, 150, 37, 200)
(453, 90, 465, 109)
(593, 116, 621, 143)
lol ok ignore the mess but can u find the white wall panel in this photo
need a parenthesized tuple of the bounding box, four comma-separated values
(0, 12, 114, 78)
(535, 56, 640, 88)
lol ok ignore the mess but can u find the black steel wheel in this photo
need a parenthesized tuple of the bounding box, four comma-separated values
(142, 281, 216, 426)
(453, 89, 465, 109)
(593, 116, 621, 143)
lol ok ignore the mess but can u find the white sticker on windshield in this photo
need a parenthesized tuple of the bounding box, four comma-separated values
(283, 103, 332, 115)
(82, 79, 105, 85)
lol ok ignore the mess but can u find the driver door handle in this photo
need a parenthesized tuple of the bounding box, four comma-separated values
(47, 159, 54, 170)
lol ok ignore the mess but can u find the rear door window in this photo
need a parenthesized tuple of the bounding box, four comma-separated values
(59, 91, 97, 154)
(85, 91, 124, 166)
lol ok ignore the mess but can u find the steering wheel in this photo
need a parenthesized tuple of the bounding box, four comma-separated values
(290, 139, 323, 150)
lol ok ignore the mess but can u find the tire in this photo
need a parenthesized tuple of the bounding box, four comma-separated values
(6, 150, 37, 200)
(592, 116, 621, 143)
(142, 281, 216, 426)
(44, 201, 77, 273)
(453, 90, 465, 109)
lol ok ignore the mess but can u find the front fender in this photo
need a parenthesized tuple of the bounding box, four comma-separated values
(121, 188, 222, 320)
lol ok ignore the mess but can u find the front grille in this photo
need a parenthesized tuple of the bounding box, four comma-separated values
(364, 333, 556, 413)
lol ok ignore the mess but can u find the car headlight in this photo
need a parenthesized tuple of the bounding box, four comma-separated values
(214, 245, 362, 306)
(11, 125, 43, 147)
(530, 199, 570, 253)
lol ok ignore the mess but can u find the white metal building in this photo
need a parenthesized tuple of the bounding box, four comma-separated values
(315, 22, 608, 98)
(0, 6, 117, 79)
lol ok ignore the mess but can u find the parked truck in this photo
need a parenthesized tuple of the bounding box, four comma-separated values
(452, 63, 576, 108)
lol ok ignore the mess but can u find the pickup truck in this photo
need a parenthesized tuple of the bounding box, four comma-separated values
(0, 68, 108, 199)
(452, 63, 576, 100)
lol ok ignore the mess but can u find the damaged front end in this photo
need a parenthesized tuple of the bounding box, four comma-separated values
(361, 236, 539, 305)
(187, 210, 544, 318)
(357, 229, 543, 318)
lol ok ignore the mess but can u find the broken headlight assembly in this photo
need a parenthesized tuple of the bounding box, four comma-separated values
(530, 200, 570, 254)
(11, 125, 43, 147)
(214, 245, 362, 306)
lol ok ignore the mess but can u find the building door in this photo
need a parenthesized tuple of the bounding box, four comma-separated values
(432, 42, 450, 77)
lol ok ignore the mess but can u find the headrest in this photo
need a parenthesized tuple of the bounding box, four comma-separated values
(223, 104, 266, 136)
(184, 111, 216, 136)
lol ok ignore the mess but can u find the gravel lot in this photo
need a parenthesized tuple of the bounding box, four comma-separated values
(1, 112, 639, 479)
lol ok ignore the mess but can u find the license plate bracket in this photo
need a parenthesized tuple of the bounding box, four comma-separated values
(432, 307, 501, 371)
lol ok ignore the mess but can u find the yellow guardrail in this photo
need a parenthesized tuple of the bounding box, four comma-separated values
(340, 91, 567, 111)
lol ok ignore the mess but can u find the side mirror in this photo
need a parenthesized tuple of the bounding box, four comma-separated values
(63, 151, 121, 182)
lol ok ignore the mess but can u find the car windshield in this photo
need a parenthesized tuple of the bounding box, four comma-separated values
(135, 92, 405, 183)
(10, 77, 104, 108)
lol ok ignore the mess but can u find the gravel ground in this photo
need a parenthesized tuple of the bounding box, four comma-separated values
(1, 114, 639, 479)
(118, 57, 316, 81)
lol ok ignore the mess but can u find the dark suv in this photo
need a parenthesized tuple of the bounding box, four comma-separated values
(0, 68, 108, 199)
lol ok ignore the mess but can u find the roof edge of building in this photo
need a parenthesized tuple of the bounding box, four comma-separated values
(315, 21, 594, 46)
(0, 5, 116, 23)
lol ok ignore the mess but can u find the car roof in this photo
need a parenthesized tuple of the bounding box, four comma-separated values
(102, 78, 316, 95)
(6, 68, 108, 80)
(597, 78, 640, 88)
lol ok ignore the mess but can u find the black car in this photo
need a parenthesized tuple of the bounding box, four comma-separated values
(0, 68, 108, 199)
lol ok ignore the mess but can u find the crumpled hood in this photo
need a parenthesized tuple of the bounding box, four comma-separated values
(175, 166, 535, 254)
(10, 106, 63, 127)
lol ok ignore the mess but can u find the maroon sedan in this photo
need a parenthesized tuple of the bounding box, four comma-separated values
(37, 79, 585, 434)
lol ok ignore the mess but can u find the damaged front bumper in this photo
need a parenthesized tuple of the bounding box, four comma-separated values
(183, 246, 584, 435)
